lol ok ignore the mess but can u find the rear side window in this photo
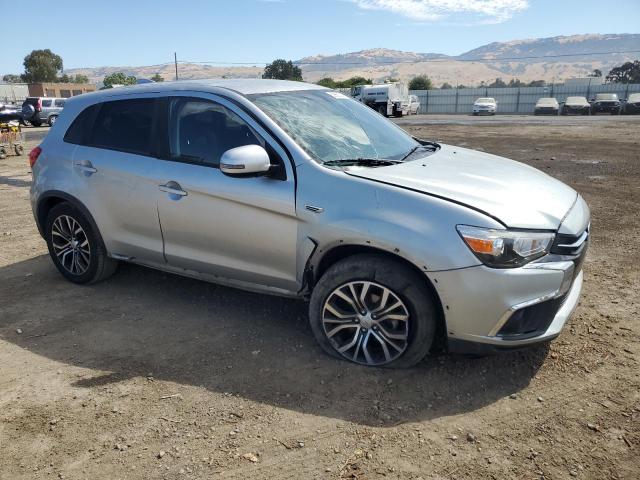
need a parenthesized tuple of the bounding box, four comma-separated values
(54, 99, 66, 107)
(64, 104, 100, 145)
(89, 99, 156, 156)
(42, 99, 52, 107)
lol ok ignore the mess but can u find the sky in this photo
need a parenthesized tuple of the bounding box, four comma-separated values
(1, 0, 639, 74)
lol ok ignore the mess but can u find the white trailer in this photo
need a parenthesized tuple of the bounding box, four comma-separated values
(350, 82, 410, 117)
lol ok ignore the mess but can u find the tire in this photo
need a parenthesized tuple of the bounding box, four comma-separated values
(48, 115, 57, 126)
(45, 202, 118, 284)
(32, 120, 42, 127)
(14, 144, 24, 156)
(0, 147, 6, 160)
(377, 104, 387, 116)
(309, 254, 438, 368)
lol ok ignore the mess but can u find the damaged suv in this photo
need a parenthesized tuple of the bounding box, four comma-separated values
(30, 80, 589, 367)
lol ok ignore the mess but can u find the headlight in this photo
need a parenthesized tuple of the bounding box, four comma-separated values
(456, 225, 555, 268)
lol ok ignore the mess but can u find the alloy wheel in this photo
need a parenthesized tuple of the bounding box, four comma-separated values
(322, 281, 410, 366)
(51, 215, 91, 275)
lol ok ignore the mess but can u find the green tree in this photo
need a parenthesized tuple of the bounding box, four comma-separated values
(507, 78, 526, 87)
(440, 82, 453, 90)
(488, 77, 507, 88)
(2, 74, 22, 83)
(102, 72, 137, 88)
(606, 61, 640, 84)
(527, 80, 546, 87)
(334, 76, 372, 88)
(590, 69, 603, 78)
(408, 75, 432, 90)
(73, 74, 89, 83)
(316, 77, 336, 88)
(21, 49, 63, 83)
(262, 59, 303, 81)
(150, 73, 164, 82)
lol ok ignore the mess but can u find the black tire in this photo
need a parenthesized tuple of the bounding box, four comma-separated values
(48, 115, 57, 126)
(45, 202, 118, 284)
(0, 147, 6, 160)
(14, 144, 24, 156)
(309, 254, 438, 368)
(32, 120, 42, 127)
(377, 104, 387, 116)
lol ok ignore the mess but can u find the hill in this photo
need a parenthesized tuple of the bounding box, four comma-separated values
(64, 33, 640, 87)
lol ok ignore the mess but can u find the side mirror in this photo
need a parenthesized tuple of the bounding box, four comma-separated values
(220, 144, 271, 176)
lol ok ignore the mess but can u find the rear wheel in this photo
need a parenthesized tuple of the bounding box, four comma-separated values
(309, 254, 437, 368)
(377, 104, 387, 116)
(0, 146, 6, 159)
(32, 120, 42, 127)
(45, 202, 118, 284)
(48, 115, 57, 126)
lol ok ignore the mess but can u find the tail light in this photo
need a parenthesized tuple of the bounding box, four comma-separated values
(29, 146, 42, 167)
(36, 99, 42, 112)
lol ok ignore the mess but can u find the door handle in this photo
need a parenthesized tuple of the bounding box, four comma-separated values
(159, 183, 188, 197)
(74, 161, 97, 174)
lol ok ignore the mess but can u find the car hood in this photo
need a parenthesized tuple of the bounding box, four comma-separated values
(346, 144, 577, 230)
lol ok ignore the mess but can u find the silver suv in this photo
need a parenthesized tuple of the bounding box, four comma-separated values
(22, 96, 66, 126)
(29, 80, 589, 367)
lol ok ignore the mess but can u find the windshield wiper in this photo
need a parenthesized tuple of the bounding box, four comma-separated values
(323, 158, 401, 167)
(401, 141, 440, 161)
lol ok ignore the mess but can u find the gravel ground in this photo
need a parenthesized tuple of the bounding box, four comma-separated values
(1, 119, 639, 480)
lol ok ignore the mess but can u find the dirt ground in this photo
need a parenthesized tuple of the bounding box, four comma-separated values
(1, 118, 639, 480)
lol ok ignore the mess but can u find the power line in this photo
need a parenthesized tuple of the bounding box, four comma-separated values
(172, 49, 640, 67)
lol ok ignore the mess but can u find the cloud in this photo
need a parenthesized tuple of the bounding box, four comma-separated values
(351, 0, 528, 23)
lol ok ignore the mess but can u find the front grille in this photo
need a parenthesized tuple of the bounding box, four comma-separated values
(551, 224, 589, 256)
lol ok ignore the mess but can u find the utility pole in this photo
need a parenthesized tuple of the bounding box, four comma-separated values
(174, 52, 179, 81)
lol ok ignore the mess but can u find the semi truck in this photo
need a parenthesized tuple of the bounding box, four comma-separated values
(350, 82, 410, 117)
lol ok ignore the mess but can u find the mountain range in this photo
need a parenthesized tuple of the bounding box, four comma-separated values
(65, 33, 640, 87)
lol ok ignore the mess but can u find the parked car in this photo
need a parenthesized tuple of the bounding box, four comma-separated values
(0, 103, 23, 123)
(472, 97, 497, 115)
(623, 93, 640, 114)
(534, 98, 559, 115)
(29, 79, 589, 367)
(561, 96, 590, 115)
(21, 97, 66, 127)
(408, 95, 421, 114)
(590, 93, 621, 115)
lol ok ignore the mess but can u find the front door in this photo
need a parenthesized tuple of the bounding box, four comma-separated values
(155, 95, 299, 292)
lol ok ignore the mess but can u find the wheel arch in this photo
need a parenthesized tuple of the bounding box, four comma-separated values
(36, 191, 103, 246)
(307, 242, 447, 349)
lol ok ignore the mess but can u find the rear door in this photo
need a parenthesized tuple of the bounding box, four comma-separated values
(69, 97, 165, 264)
(155, 94, 299, 292)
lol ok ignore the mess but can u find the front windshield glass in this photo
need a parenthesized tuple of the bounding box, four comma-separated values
(566, 97, 587, 103)
(476, 98, 495, 103)
(249, 90, 419, 163)
(595, 94, 618, 101)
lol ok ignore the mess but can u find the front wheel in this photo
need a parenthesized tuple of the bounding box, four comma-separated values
(377, 104, 387, 116)
(309, 254, 437, 368)
(45, 202, 118, 284)
(48, 115, 57, 126)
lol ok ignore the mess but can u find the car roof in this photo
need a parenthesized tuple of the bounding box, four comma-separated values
(81, 79, 328, 101)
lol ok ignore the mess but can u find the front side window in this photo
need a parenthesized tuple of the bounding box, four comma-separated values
(88, 99, 155, 155)
(249, 90, 418, 163)
(168, 98, 262, 167)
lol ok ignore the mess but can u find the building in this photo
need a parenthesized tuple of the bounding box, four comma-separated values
(0, 83, 29, 104)
(28, 82, 96, 98)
